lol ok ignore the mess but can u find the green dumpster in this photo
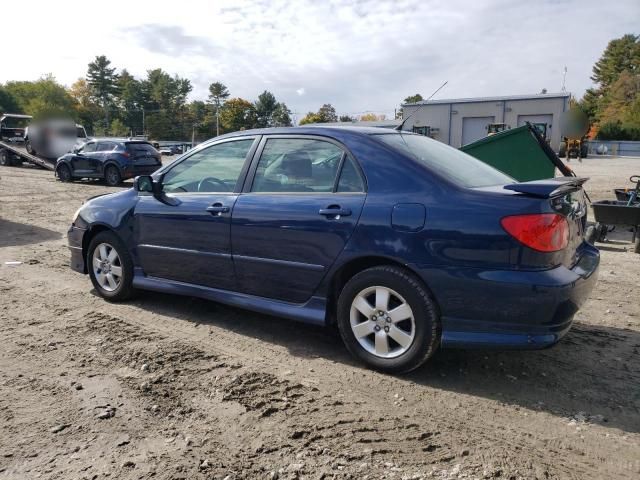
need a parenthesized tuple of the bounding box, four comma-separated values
(460, 124, 571, 182)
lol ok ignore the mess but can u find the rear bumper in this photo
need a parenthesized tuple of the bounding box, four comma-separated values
(410, 243, 600, 349)
(67, 225, 87, 273)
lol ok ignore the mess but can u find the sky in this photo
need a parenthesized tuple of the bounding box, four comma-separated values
(2, 0, 638, 122)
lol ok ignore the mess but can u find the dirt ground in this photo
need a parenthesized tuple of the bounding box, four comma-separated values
(0, 156, 639, 480)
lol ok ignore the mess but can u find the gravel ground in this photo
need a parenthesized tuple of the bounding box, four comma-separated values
(0, 156, 639, 480)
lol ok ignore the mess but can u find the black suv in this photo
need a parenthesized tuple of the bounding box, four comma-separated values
(56, 139, 162, 186)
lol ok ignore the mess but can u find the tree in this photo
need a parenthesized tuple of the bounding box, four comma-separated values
(141, 69, 192, 139)
(397, 93, 423, 118)
(299, 112, 321, 125)
(69, 78, 102, 133)
(272, 102, 293, 126)
(580, 34, 640, 139)
(109, 119, 129, 136)
(339, 115, 354, 122)
(317, 104, 337, 122)
(208, 81, 230, 136)
(591, 34, 640, 90)
(5, 75, 77, 120)
(254, 90, 278, 127)
(86, 55, 120, 125)
(0, 85, 21, 114)
(117, 69, 144, 135)
(219, 98, 257, 133)
(360, 113, 380, 121)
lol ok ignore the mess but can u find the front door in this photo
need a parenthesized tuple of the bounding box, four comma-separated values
(133, 137, 258, 290)
(71, 141, 98, 175)
(232, 136, 367, 303)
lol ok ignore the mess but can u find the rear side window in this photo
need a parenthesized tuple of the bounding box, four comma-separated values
(375, 133, 513, 188)
(252, 138, 344, 193)
(337, 157, 365, 192)
(127, 142, 158, 156)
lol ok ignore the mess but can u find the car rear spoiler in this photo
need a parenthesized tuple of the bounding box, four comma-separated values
(504, 177, 589, 198)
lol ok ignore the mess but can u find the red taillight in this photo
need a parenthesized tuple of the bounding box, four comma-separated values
(122, 151, 130, 158)
(501, 213, 569, 252)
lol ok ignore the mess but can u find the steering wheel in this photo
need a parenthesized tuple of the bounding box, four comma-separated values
(197, 176, 228, 192)
(630, 175, 640, 184)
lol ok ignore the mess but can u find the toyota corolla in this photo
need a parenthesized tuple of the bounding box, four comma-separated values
(67, 127, 599, 373)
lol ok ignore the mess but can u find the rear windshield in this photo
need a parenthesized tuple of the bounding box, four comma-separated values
(126, 142, 158, 155)
(374, 133, 513, 188)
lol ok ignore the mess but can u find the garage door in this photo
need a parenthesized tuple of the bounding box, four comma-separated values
(462, 117, 494, 146)
(517, 114, 553, 137)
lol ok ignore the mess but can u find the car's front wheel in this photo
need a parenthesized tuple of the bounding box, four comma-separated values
(337, 266, 440, 373)
(57, 164, 72, 182)
(88, 231, 135, 302)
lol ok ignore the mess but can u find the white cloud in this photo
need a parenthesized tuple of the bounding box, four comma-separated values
(2, 0, 638, 117)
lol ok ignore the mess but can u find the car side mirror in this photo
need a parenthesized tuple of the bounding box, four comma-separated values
(134, 175, 155, 193)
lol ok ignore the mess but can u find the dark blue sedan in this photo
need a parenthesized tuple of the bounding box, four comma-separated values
(67, 127, 599, 372)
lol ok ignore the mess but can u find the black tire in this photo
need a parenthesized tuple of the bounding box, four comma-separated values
(0, 149, 12, 166)
(25, 140, 35, 155)
(104, 165, 122, 187)
(634, 236, 640, 254)
(57, 164, 72, 182)
(336, 265, 440, 374)
(558, 143, 567, 158)
(87, 231, 135, 302)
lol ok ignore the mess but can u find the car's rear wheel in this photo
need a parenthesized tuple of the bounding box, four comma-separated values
(104, 165, 121, 186)
(337, 265, 440, 373)
(57, 164, 72, 182)
(88, 231, 134, 302)
(0, 149, 12, 166)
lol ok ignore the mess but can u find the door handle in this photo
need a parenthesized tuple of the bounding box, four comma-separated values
(319, 205, 351, 218)
(206, 203, 230, 215)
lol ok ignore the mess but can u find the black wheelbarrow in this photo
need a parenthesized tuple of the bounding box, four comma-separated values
(588, 199, 640, 253)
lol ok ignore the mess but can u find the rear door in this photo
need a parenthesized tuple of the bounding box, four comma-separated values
(93, 141, 117, 177)
(231, 135, 367, 303)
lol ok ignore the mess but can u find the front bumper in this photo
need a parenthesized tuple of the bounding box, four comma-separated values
(411, 243, 600, 349)
(67, 225, 87, 273)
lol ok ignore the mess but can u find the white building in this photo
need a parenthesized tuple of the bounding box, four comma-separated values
(401, 93, 570, 150)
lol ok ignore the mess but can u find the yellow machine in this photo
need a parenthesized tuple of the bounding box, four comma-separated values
(558, 108, 590, 161)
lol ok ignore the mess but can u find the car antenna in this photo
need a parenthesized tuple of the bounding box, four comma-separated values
(395, 81, 448, 131)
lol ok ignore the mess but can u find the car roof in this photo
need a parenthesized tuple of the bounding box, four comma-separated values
(0, 114, 32, 120)
(214, 125, 406, 140)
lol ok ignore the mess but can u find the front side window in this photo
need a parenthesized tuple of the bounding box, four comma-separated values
(162, 139, 254, 193)
(81, 142, 97, 153)
(252, 138, 345, 193)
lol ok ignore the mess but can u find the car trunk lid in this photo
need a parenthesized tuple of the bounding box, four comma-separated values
(501, 177, 589, 269)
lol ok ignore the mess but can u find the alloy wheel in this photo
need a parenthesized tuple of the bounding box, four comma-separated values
(349, 286, 415, 359)
(92, 243, 123, 292)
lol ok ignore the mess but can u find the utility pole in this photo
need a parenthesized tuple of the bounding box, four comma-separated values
(561, 66, 567, 92)
(215, 101, 221, 136)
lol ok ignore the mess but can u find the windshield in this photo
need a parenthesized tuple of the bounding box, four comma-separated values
(374, 133, 513, 188)
(2, 117, 30, 128)
(126, 142, 158, 155)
